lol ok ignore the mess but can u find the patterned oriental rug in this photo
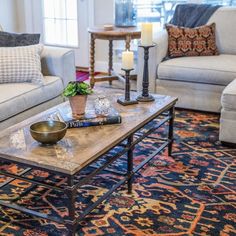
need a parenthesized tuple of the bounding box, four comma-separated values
(76, 71, 90, 82)
(0, 110, 236, 236)
(76, 70, 100, 82)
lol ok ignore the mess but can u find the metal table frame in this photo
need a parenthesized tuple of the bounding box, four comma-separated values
(0, 105, 175, 236)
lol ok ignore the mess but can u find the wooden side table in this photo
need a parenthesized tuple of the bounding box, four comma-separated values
(88, 27, 141, 88)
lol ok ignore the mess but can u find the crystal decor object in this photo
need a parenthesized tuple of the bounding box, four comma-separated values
(115, 0, 137, 27)
(94, 96, 111, 116)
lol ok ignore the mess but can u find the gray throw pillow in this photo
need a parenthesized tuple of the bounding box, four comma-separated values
(0, 31, 40, 47)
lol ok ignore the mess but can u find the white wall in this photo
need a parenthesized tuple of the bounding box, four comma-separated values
(94, 0, 114, 25)
(0, 0, 17, 32)
(93, 0, 114, 63)
(92, 0, 118, 71)
(15, 0, 26, 32)
(0, 0, 33, 33)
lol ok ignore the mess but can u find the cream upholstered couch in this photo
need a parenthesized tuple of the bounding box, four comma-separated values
(137, 7, 236, 112)
(0, 46, 76, 130)
(220, 79, 236, 143)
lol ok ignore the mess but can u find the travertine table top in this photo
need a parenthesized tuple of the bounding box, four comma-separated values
(0, 89, 177, 175)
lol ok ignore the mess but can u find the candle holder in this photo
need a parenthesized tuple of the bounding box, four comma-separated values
(137, 43, 156, 102)
(117, 68, 138, 106)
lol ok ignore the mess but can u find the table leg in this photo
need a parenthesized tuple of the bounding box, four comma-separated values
(66, 176, 77, 236)
(108, 40, 113, 85)
(168, 106, 175, 156)
(89, 34, 95, 88)
(127, 135, 134, 194)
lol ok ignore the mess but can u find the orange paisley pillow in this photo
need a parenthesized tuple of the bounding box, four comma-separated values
(166, 23, 219, 58)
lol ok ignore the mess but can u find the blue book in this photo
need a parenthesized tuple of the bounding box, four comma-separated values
(53, 108, 122, 128)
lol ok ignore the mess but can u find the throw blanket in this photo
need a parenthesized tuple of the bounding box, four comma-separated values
(169, 4, 221, 28)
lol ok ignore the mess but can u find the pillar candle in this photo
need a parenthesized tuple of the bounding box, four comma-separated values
(141, 23, 153, 46)
(122, 50, 134, 70)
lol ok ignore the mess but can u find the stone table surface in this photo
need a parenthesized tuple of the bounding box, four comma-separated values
(0, 89, 177, 175)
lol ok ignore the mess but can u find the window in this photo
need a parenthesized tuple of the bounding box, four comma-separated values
(134, 0, 236, 28)
(42, 0, 78, 47)
(134, 0, 187, 28)
(203, 0, 236, 5)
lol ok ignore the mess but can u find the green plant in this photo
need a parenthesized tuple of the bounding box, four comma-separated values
(62, 81, 93, 97)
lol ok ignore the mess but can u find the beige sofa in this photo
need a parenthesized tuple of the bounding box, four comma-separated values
(220, 79, 236, 144)
(137, 7, 236, 112)
(0, 46, 76, 130)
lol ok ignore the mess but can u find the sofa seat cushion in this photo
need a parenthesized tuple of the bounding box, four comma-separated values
(158, 54, 236, 86)
(221, 79, 236, 111)
(0, 76, 63, 122)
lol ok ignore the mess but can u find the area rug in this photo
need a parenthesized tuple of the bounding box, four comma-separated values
(76, 71, 90, 82)
(76, 70, 100, 82)
(0, 110, 236, 236)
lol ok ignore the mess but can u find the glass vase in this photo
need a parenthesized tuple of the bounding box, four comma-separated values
(94, 96, 111, 116)
(115, 0, 137, 27)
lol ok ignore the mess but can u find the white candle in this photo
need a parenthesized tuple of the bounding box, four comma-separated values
(141, 23, 153, 46)
(122, 50, 134, 70)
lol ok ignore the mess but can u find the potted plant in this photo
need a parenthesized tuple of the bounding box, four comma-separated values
(63, 81, 93, 115)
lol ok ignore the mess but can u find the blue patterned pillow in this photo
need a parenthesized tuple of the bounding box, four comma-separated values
(0, 31, 40, 47)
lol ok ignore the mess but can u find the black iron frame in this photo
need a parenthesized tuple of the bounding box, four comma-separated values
(0, 104, 175, 236)
(117, 68, 138, 106)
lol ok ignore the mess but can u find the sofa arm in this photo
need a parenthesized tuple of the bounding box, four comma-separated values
(137, 29, 168, 93)
(41, 46, 76, 87)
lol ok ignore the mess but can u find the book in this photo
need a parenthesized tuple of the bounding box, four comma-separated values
(51, 108, 122, 128)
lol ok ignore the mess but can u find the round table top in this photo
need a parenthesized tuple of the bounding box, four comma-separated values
(88, 26, 141, 38)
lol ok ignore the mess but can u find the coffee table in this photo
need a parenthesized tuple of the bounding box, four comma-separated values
(0, 89, 177, 235)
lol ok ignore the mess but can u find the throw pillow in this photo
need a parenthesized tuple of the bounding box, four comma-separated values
(0, 44, 44, 85)
(166, 23, 219, 58)
(0, 31, 40, 47)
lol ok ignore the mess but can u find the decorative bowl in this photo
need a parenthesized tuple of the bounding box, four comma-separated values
(103, 24, 114, 31)
(30, 121, 67, 145)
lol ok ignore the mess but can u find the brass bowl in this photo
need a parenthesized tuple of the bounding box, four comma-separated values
(30, 121, 67, 145)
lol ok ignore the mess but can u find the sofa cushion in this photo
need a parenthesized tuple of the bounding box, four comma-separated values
(158, 54, 236, 86)
(221, 79, 236, 110)
(0, 76, 63, 122)
(166, 23, 218, 58)
(208, 7, 236, 55)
